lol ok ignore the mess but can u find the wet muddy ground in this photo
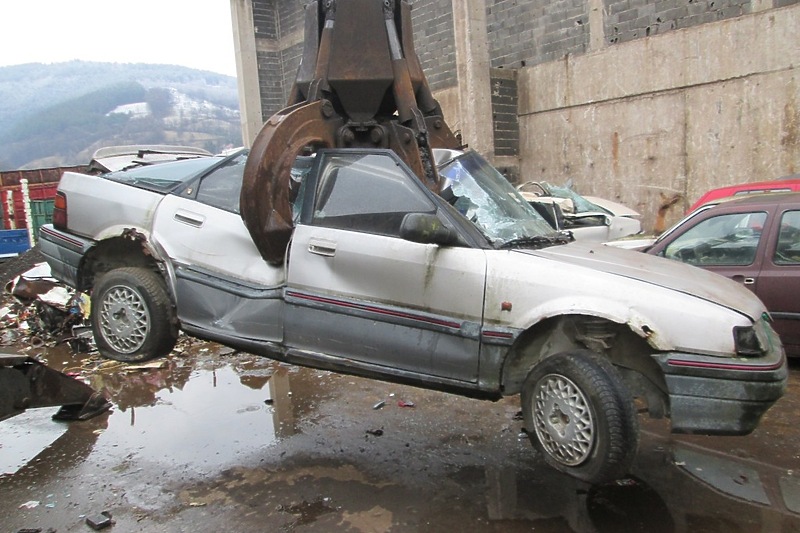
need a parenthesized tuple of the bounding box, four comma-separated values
(2, 335, 799, 533)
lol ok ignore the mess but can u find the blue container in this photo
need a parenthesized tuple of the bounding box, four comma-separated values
(0, 229, 31, 258)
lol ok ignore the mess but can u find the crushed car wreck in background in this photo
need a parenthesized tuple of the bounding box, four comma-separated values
(516, 180, 642, 242)
(38, 0, 787, 485)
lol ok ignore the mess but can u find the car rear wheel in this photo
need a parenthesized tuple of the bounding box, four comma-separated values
(521, 349, 639, 484)
(91, 267, 177, 362)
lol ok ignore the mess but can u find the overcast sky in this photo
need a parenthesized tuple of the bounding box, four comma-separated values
(0, 0, 238, 77)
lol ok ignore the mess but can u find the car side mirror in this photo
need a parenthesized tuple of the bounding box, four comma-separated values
(529, 201, 565, 231)
(400, 213, 459, 246)
(559, 198, 575, 214)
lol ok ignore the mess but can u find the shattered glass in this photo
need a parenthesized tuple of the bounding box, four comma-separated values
(543, 182, 608, 214)
(438, 151, 556, 245)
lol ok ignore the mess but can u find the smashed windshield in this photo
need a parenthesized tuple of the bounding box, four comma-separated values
(544, 182, 609, 214)
(438, 151, 558, 246)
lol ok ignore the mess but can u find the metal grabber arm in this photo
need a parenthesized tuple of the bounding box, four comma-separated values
(241, 0, 460, 264)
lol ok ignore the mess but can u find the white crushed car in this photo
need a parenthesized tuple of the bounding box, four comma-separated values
(40, 147, 787, 484)
(517, 180, 642, 241)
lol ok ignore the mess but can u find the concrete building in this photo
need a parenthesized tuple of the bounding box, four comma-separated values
(229, 0, 800, 231)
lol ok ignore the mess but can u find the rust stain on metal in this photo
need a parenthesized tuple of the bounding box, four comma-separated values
(654, 192, 682, 234)
(121, 228, 152, 256)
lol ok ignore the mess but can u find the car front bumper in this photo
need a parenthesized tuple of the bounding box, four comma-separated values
(653, 346, 788, 436)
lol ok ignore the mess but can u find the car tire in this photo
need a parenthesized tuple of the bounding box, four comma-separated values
(91, 267, 178, 362)
(521, 349, 639, 484)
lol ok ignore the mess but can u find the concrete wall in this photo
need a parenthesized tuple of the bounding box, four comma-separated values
(518, 5, 800, 231)
(234, 1, 800, 231)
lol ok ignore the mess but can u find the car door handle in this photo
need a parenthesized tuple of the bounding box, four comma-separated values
(174, 210, 205, 228)
(732, 275, 756, 285)
(308, 238, 336, 257)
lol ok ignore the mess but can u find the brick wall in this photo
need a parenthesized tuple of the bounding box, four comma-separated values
(251, 0, 800, 112)
(605, 0, 752, 44)
(253, 0, 278, 39)
(486, 0, 590, 69)
(278, 0, 306, 36)
(253, 0, 305, 119)
(256, 50, 286, 120)
(410, 0, 458, 90)
(491, 69, 519, 158)
(254, 0, 459, 118)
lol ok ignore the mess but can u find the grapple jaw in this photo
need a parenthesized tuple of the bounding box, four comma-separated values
(241, 0, 460, 264)
(0, 355, 111, 423)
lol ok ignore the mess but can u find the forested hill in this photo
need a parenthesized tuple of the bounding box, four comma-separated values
(0, 61, 242, 170)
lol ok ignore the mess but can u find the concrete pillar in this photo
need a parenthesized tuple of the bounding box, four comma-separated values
(451, 0, 494, 158)
(230, 0, 264, 147)
(588, 0, 606, 51)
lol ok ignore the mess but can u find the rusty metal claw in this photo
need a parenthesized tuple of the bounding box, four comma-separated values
(241, 0, 459, 264)
(241, 100, 343, 264)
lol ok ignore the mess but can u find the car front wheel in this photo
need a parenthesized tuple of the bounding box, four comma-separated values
(91, 267, 178, 362)
(521, 350, 639, 484)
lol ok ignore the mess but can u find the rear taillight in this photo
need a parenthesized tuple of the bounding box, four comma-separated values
(53, 191, 67, 229)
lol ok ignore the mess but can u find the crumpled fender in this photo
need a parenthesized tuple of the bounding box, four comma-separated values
(510, 295, 674, 352)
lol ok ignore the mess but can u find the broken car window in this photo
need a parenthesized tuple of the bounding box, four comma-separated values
(544, 183, 608, 214)
(195, 152, 249, 213)
(312, 153, 436, 237)
(438, 151, 556, 246)
(104, 156, 222, 193)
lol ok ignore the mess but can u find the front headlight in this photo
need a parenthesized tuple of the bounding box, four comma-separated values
(733, 313, 774, 357)
(734, 326, 764, 357)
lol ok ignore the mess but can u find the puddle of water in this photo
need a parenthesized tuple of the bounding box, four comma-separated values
(0, 407, 65, 474)
(2, 348, 797, 532)
(91, 364, 290, 473)
(1, 355, 299, 481)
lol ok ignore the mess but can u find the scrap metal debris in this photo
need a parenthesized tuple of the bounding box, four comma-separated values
(0, 262, 196, 423)
(0, 355, 111, 422)
(85, 511, 113, 531)
(2, 263, 93, 351)
(18, 501, 40, 510)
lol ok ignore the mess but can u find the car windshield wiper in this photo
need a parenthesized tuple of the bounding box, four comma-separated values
(500, 232, 573, 249)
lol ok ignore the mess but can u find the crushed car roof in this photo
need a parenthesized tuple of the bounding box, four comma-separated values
(88, 145, 213, 174)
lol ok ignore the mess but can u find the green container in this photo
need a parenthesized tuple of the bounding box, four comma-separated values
(31, 199, 55, 240)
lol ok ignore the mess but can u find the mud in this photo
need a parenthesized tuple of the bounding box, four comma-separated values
(1, 339, 799, 532)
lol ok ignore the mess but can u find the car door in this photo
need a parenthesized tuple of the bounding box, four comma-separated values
(284, 150, 486, 383)
(654, 208, 770, 293)
(151, 151, 284, 342)
(754, 207, 800, 356)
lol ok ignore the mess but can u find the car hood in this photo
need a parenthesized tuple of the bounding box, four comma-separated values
(583, 196, 641, 218)
(520, 241, 764, 321)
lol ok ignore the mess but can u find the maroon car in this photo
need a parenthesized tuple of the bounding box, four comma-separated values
(646, 192, 800, 357)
